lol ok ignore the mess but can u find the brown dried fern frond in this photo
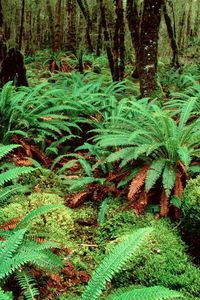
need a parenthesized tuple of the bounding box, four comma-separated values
(0, 217, 23, 230)
(130, 187, 149, 214)
(174, 171, 183, 197)
(67, 191, 90, 208)
(128, 165, 150, 201)
(159, 188, 169, 217)
(178, 160, 189, 180)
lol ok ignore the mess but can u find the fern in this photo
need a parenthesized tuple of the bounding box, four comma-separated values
(0, 144, 20, 160)
(81, 227, 153, 300)
(16, 269, 39, 300)
(107, 286, 183, 300)
(0, 167, 34, 186)
(0, 287, 13, 300)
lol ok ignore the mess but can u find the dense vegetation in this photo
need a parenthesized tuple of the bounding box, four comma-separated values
(0, 0, 199, 299)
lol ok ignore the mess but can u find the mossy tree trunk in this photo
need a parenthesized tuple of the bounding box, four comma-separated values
(137, 0, 163, 96)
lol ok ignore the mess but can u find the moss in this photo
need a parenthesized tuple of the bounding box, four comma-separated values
(95, 206, 200, 300)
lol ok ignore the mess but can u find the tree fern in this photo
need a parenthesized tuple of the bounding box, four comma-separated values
(81, 227, 153, 300)
(107, 286, 183, 300)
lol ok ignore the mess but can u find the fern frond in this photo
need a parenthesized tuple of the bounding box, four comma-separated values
(128, 165, 150, 201)
(0, 287, 13, 300)
(0, 144, 20, 160)
(15, 204, 64, 230)
(16, 269, 39, 300)
(107, 286, 183, 300)
(145, 160, 166, 192)
(0, 167, 34, 186)
(0, 228, 27, 263)
(162, 164, 176, 197)
(81, 227, 153, 300)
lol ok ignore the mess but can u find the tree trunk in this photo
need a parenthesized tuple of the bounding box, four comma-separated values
(163, 1, 180, 68)
(113, 0, 125, 81)
(96, 13, 102, 56)
(66, 0, 77, 53)
(178, 11, 185, 50)
(126, 0, 140, 78)
(54, 0, 62, 52)
(18, 0, 25, 50)
(137, 0, 163, 97)
(99, 0, 114, 78)
(77, 0, 93, 53)
(46, 0, 54, 50)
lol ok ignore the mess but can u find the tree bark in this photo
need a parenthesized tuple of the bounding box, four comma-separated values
(126, 0, 140, 78)
(46, 0, 54, 50)
(163, 1, 180, 68)
(77, 0, 93, 53)
(137, 0, 163, 96)
(113, 0, 125, 81)
(54, 0, 62, 52)
(66, 0, 77, 53)
(18, 0, 25, 50)
(99, 0, 114, 78)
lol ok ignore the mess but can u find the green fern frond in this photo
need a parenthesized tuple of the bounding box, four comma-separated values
(0, 287, 13, 300)
(162, 164, 176, 197)
(177, 147, 191, 170)
(146, 160, 166, 192)
(97, 198, 110, 225)
(179, 98, 196, 129)
(107, 286, 184, 300)
(15, 204, 64, 230)
(0, 167, 34, 186)
(0, 144, 20, 160)
(0, 228, 27, 263)
(0, 184, 30, 207)
(81, 227, 153, 300)
(16, 269, 39, 300)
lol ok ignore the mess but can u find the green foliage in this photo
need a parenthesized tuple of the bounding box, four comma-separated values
(0, 144, 34, 207)
(0, 287, 13, 300)
(94, 99, 199, 203)
(181, 175, 200, 232)
(81, 227, 153, 300)
(0, 205, 63, 299)
(107, 286, 183, 300)
(95, 206, 200, 299)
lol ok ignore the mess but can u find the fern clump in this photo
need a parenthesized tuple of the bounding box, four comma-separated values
(0, 205, 64, 299)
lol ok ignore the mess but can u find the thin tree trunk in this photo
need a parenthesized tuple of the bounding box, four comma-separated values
(96, 13, 102, 56)
(46, 0, 54, 50)
(99, 0, 114, 78)
(54, 0, 62, 51)
(19, 0, 25, 50)
(77, 0, 93, 53)
(126, 0, 140, 78)
(66, 0, 77, 53)
(113, 0, 125, 81)
(178, 11, 185, 50)
(137, 0, 163, 96)
(163, 1, 180, 68)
